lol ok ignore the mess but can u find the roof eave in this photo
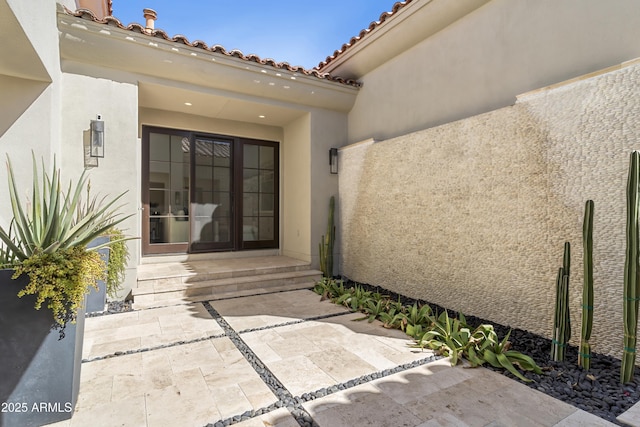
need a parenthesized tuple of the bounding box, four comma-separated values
(318, 0, 491, 80)
(57, 8, 359, 113)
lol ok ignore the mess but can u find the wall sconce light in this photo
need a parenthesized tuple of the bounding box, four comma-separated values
(329, 148, 338, 174)
(90, 114, 105, 158)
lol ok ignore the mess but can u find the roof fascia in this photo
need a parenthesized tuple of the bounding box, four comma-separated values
(57, 10, 358, 112)
(320, 0, 490, 79)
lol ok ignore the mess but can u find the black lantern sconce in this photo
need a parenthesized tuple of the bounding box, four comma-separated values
(329, 148, 338, 174)
(90, 114, 105, 158)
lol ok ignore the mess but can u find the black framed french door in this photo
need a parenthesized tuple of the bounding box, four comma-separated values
(142, 126, 279, 255)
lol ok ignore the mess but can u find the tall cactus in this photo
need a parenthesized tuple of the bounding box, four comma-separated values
(579, 200, 594, 369)
(551, 242, 571, 361)
(622, 151, 640, 383)
(319, 196, 335, 278)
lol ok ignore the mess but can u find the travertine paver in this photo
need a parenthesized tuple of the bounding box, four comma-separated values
(209, 288, 349, 331)
(82, 303, 224, 359)
(57, 338, 277, 427)
(45, 289, 630, 427)
(231, 408, 299, 427)
(240, 311, 430, 396)
(618, 400, 640, 426)
(303, 358, 617, 427)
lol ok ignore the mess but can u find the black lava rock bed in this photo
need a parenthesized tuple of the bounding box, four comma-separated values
(348, 280, 640, 426)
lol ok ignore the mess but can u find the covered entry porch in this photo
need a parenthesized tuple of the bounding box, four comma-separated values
(57, 7, 359, 294)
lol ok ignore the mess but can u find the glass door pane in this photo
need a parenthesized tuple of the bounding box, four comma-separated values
(191, 138, 233, 251)
(242, 142, 277, 248)
(148, 133, 189, 246)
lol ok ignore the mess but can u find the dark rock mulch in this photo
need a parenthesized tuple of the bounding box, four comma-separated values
(86, 300, 133, 317)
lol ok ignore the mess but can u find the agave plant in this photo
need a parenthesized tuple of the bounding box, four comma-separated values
(478, 328, 542, 382)
(413, 311, 542, 382)
(0, 153, 131, 328)
(414, 310, 470, 366)
(0, 154, 129, 262)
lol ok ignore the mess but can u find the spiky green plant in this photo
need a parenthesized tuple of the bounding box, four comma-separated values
(622, 151, 640, 384)
(414, 310, 469, 366)
(479, 329, 542, 383)
(319, 196, 335, 278)
(0, 153, 132, 328)
(413, 312, 542, 382)
(0, 154, 131, 261)
(551, 242, 571, 361)
(579, 200, 594, 369)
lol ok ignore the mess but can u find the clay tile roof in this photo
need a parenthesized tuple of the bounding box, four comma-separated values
(62, 7, 361, 87)
(315, 0, 413, 71)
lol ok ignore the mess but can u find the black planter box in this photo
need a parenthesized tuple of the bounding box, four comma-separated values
(0, 270, 85, 427)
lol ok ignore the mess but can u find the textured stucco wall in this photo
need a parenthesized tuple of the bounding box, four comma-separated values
(339, 60, 640, 358)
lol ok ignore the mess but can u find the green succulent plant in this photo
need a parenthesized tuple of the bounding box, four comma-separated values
(413, 311, 542, 382)
(479, 329, 542, 382)
(414, 310, 469, 366)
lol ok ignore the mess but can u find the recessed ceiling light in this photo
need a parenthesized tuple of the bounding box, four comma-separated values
(258, 115, 266, 119)
(184, 102, 192, 106)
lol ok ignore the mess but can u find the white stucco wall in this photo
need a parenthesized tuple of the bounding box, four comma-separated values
(347, 0, 640, 144)
(0, 0, 65, 229)
(339, 60, 640, 359)
(138, 108, 284, 143)
(281, 110, 346, 268)
(309, 110, 345, 272)
(282, 115, 312, 262)
(6, 0, 61, 78)
(60, 73, 139, 298)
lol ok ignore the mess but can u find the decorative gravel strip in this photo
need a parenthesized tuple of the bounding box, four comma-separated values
(81, 331, 227, 363)
(295, 353, 439, 402)
(202, 301, 319, 427)
(235, 310, 353, 335)
(86, 300, 133, 317)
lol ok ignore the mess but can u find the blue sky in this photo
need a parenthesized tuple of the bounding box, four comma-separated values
(109, 0, 397, 69)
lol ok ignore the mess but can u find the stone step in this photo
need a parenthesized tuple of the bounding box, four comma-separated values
(131, 281, 317, 310)
(137, 255, 313, 286)
(132, 269, 322, 307)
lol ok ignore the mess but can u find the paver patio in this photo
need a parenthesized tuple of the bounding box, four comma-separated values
(46, 289, 618, 427)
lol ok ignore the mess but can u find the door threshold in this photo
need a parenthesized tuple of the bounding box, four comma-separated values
(140, 249, 280, 264)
